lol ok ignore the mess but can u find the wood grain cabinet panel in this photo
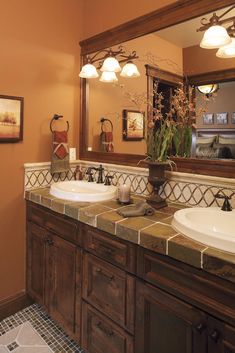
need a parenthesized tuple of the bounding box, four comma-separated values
(82, 253, 134, 334)
(135, 280, 207, 353)
(27, 222, 46, 306)
(82, 225, 136, 273)
(82, 302, 133, 353)
(49, 236, 77, 336)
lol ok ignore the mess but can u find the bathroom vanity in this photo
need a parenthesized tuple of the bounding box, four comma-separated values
(26, 193, 235, 353)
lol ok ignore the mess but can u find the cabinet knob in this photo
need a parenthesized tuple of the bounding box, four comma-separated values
(210, 329, 220, 342)
(46, 238, 54, 246)
(195, 323, 206, 334)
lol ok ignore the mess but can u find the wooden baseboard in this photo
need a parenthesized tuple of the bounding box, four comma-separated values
(0, 291, 33, 321)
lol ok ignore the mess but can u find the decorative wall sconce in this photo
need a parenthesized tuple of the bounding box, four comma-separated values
(79, 46, 140, 82)
(197, 5, 235, 58)
(197, 84, 219, 96)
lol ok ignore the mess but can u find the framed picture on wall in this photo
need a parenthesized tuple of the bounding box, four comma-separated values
(216, 112, 228, 125)
(0, 95, 24, 142)
(232, 112, 235, 124)
(122, 110, 145, 141)
(203, 113, 214, 125)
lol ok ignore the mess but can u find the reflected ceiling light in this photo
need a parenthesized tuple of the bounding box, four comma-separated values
(120, 62, 140, 78)
(79, 63, 99, 78)
(197, 84, 219, 95)
(197, 6, 235, 51)
(99, 71, 118, 83)
(200, 25, 231, 49)
(79, 46, 140, 82)
(216, 37, 235, 58)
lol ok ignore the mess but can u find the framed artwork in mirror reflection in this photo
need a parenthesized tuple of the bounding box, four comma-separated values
(216, 112, 228, 125)
(122, 109, 145, 141)
(0, 95, 24, 142)
(232, 113, 235, 124)
(203, 113, 214, 125)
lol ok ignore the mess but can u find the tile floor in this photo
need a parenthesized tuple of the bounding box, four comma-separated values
(0, 304, 84, 352)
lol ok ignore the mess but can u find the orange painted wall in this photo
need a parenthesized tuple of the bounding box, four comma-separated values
(82, 0, 177, 39)
(0, 0, 83, 301)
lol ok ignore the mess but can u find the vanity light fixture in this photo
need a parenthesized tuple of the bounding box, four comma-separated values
(216, 37, 235, 58)
(197, 84, 219, 96)
(197, 5, 235, 50)
(79, 46, 140, 81)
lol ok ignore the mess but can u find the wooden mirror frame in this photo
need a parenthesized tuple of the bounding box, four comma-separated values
(79, 0, 235, 178)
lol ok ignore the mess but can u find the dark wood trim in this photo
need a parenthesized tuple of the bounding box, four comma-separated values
(188, 68, 235, 85)
(80, 0, 235, 55)
(79, 0, 235, 178)
(145, 64, 183, 84)
(0, 291, 33, 321)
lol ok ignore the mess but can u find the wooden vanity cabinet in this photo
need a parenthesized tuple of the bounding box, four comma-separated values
(26, 202, 81, 339)
(26, 202, 235, 353)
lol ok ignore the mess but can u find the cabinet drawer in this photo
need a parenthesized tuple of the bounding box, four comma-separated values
(45, 212, 78, 243)
(27, 203, 47, 228)
(82, 302, 133, 353)
(82, 253, 134, 333)
(83, 225, 135, 272)
(137, 247, 235, 326)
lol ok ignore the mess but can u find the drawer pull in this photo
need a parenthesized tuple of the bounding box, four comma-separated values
(96, 321, 114, 337)
(195, 323, 206, 334)
(210, 329, 220, 342)
(96, 268, 114, 281)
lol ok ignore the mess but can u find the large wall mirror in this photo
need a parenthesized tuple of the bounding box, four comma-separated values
(79, 0, 235, 178)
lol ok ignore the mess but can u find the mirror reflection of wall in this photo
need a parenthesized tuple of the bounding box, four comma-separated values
(86, 5, 235, 158)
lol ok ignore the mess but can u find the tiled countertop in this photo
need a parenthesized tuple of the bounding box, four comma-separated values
(25, 188, 235, 284)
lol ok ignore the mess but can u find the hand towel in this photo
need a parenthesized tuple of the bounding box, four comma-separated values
(51, 130, 70, 174)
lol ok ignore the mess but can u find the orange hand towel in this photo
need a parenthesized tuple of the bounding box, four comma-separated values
(53, 131, 69, 159)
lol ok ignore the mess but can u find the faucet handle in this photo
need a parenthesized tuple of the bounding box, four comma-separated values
(86, 167, 94, 182)
(104, 175, 114, 186)
(214, 193, 232, 211)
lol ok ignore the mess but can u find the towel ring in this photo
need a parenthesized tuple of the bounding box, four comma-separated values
(100, 118, 113, 132)
(50, 114, 69, 133)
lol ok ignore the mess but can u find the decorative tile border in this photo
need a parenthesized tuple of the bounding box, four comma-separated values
(24, 160, 235, 208)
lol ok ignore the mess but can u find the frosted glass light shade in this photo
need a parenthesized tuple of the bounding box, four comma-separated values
(99, 71, 118, 83)
(79, 64, 99, 78)
(197, 84, 219, 94)
(100, 57, 121, 72)
(200, 25, 232, 49)
(120, 62, 140, 78)
(216, 38, 235, 58)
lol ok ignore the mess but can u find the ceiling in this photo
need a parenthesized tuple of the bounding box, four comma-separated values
(156, 6, 235, 48)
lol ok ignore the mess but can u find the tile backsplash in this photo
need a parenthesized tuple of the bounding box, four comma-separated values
(24, 160, 235, 208)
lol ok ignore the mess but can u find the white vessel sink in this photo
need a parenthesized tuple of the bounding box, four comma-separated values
(172, 207, 235, 253)
(50, 180, 117, 202)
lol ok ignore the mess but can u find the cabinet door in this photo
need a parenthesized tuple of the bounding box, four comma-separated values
(27, 222, 46, 306)
(135, 280, 207, 353)
(208, 317, 235, 353)
(49, 235, 77, 336)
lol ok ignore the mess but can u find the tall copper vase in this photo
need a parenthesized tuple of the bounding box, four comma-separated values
(147, 161, 167, 209)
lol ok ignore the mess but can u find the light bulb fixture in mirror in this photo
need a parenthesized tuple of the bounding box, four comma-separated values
(197, 6, 235, 51)
(197, 84, 219, 96)
(216, 37, 235, 58)
(79, 45, 140, 81)
(120, 62, 140, 78)
(99, 71, 118, 83)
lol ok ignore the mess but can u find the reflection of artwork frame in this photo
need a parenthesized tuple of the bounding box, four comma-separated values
(216, 112, 228, 125)
(122, 109, 144, 141)
(0, 95, 24, 142)
(203, 113, 214, 125)
(232, 112, 235, 124)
